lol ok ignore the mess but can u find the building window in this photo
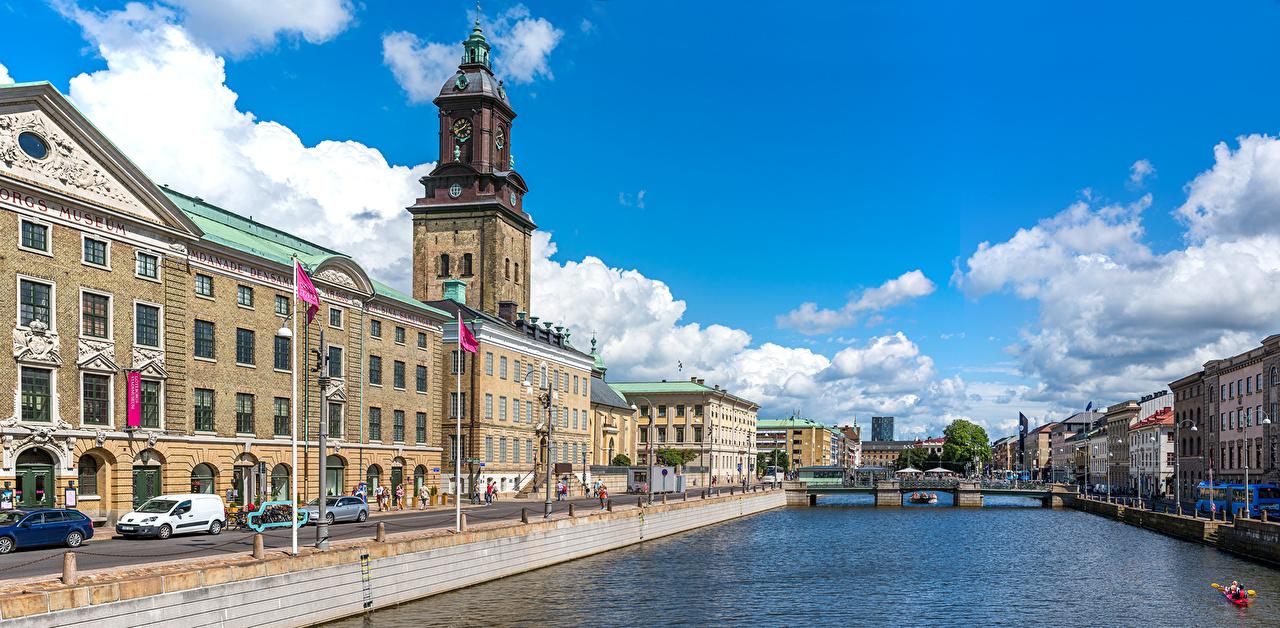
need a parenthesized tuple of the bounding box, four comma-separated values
(416, 365, 427, 393)
(195, 274, 214, 297)
(20, 220, 49, 252)
(275, 295, 290, 316)
(639, 405, 649, 417)
(485, 436, 494, 462)
(693, 425, 704, 443)
(194, 388, 214, 431)
(135, 303, 160, 347)
(369, 407, 382, 441)
(415, 412, 427, 443)
(274, 397, 290, 436)
(369, 355, 383, 385)
(438, 253, 450, 277)
(236, 328, 256, 365)
(451, 350, 467, 374)
(235, 393, 254, 434)
(417, 331, 427, 348)
(81, 292, 110, 338)
(393, 410, 405, 442)
(78, 455, 99, 496)
(328, 346, 343, 377)
(82, 373, 111, 426)
(83, 237, 108, 267)
(274, 336, 291, 370)
(675, 426, 685, 443)
(676, 404, 685, 418)
(658, 405, 667, 418)
(370, 319, 382, 338)
(485, 352, 494, 375)
(450, 392, 467, 418)
(499, 396, 508, 421)
(19, 278, 53, 327)
(328, 402, 343, 438)
(135, 252, 159, 280)
(395, 326, 405, 344)
(461, 253, 473, 276)
(514, 262, 519, 283)
(694, 404, 704, 417)
(657, 426, 667, 442)
(393, 360, 405, 389)
(499, 356, 508, 379)
(485, 393, 494, 419)
(329, 307, 342, 328)
(140, 379, 160, 429)
(500, 437, 509, 463)
(236, 285, 254, 308)
(504, 258, 511, 280)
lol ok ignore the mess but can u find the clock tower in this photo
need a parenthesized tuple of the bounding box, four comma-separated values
(409, 18, 533, 316)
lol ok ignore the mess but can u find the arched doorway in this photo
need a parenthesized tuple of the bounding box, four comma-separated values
(390, 459, 404, 507)
(608, 438, 615, 465)
(271, 464, 291, 501)
(191, 463, 216, 494)
(413, 465, 427, 505)
(231, 454, 258, 506)
(131, 449, 164, 509)
(16, 448, 56, 508)
(325, 455, 345, 496)
(366, 464, 383, 496)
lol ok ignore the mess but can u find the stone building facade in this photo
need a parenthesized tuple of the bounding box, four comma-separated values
(0, 82, 449, 522)
(1169, 370, 1205, 503)
(1105, 401, 1139, 493)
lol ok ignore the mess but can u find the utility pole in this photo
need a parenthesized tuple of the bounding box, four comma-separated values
(311, 331, 330, 549)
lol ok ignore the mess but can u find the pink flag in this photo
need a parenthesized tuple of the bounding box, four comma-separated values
(295, 261, 321, 325)
(458, 310, 478, 353)
(125, 370, 142, 428)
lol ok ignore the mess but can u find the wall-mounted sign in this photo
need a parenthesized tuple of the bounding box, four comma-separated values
(125, 370, 142, 428)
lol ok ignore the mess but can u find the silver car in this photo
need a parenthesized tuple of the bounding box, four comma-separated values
(303, 496, 369, 525)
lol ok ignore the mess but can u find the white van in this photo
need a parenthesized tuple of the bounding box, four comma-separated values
(116, 494, 226, 539)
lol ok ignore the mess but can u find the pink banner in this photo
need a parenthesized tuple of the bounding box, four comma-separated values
(126, 370, 142, 428)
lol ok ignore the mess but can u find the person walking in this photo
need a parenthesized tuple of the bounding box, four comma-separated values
(395, 484, 406, 511)
(598, 485, 608, 510)
(484, 480, 495, 505)
(374, 484, 385, 512)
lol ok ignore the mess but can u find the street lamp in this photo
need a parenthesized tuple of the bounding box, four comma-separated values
(629, 395, 656, 504)
(1174, 418, 1197, 514)
(306, 329, 332, 549)
(521, 362, 557, 518)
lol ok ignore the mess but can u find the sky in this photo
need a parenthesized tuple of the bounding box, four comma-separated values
(7, 1, 1280, 440)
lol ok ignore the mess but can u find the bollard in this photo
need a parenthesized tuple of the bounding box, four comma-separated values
(61, 551, 77, 586)
(701, 490, 707, 500)
(662, 494, 668, 504)
(1263, 510, 1269, 523)
(375, 521, 387, 542)
(607, 499, 613, 512)
(569, 504, 576, 517)
(459, 513, 468, 532)
(637, 496, 644, 508)
(252, 533, 265, 559)
(521, 507, 529, 524)
(683, 491, 688, 501)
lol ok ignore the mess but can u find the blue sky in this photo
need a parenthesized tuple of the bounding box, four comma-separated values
(7, 1, 1280, 437)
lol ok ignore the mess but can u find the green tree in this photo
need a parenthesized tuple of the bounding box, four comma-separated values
(757, 451, 789, 474)
(610, 453, 632, 466)
(942, 419, 992, 465)
(897, 447, 931, 469)
(655, 448, 700, 469)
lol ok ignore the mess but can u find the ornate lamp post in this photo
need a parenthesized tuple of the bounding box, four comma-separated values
(521, 362, 557, 518)
(628, 395, 656, 504)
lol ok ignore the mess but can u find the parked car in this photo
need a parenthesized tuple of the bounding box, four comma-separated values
(0, 509, 95, 554)
(303, 496, 369, 525)
(116, 494, 225, 539)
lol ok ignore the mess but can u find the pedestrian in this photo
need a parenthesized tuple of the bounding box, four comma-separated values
(395, 484, 405, 511)
(485, 480, 495, 505)
(374, 484, 385, 511)
(598, 485, 608, 510)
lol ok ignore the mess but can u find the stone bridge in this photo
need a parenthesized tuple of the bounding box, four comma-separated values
(782, 479, 1076, 508)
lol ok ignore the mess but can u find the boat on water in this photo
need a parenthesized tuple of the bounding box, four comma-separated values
(908, 492, 938, 504)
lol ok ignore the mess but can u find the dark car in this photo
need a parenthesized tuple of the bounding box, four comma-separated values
(0, 509, 95, 554)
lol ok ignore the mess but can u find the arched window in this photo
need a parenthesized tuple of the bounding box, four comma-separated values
(461, 253, 473, 276)
(367, 464, 383, 492)
(191, 463, 216, 494)
(514, 262, 520, 283)
(439, 254, 451, 277)
(78, 454, 99, 495)
(413, 465, 427, 500)
(1272, 366, 1278, 386)
(271, 464, 290, 501)
(326, 455, 346, 496)
(504, 258, 510, 280)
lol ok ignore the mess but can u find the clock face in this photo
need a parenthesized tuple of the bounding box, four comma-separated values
(449, 183, 462, 198)
(454, 73, 469, 90)
(509, 192, 517, 205)
(495, 128, 505, 150)
(451, 118, 472, 142)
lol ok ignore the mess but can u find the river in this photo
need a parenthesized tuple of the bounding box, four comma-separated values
(328, 496, 1280, 627)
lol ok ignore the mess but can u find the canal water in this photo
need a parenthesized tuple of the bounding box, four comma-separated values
(329, 496, 1280, 627)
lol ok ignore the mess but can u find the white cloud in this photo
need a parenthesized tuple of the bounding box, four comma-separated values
(580, 18, 595, 33)
(486, 5, 563, 83)
(617, 189, 646, 209)
(381, 31, 458, 104)
(1129, 158, 1155, 186)
(777, 269, 936, 334)
(158, 0, 355, 56)
(956, 140, 1280, 412)
(61, 2, 432, 288)
(0, 63, 13, 85)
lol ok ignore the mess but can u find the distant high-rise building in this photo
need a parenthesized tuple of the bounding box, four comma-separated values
(872, 416, 895, 441)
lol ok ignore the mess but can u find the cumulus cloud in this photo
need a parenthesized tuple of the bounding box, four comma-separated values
(777, 269, 936, 334)
(1128, 158, 1155, 186)
(61, 2, 432, 288)
(0, 63, 13, 85)
(486, 5, 563, 83)
(381, 31, 458, 103)
(956, 140, 1280, 411)
(617, 189, 646, 208)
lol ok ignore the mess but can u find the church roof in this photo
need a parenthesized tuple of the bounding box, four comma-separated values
(591, 378, 632, 410)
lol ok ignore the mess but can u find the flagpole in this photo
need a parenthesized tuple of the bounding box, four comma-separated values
(290, 257, 299, 556)
(455, 313, 462, 533)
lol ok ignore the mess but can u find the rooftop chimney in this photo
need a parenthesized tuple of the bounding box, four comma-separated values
(443, 279, 467, 304)
(498, 301, 517, 324)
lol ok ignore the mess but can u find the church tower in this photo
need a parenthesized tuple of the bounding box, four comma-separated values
(410, 18, 533, 316)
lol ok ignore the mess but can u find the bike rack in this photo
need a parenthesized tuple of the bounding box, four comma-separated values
(245, 500, 310, 533)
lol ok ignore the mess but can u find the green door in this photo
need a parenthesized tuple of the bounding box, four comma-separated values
(16, 465, 55, 508)
(391, 467, 404, 497)
(132, 467, 162, 509)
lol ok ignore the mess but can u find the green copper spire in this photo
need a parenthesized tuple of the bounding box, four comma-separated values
(590, 335, 608, 375)
(462, 8, 491, 68)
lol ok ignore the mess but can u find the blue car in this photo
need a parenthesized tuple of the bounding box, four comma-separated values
(0, 509, 95, 554)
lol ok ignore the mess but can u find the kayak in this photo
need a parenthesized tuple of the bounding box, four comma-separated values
(1222, 590, 1250, 607)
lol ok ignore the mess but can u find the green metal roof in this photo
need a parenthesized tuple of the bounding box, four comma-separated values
(163, 187, 449, 319)
(609, 381, 714, 394)
(757, 417, 829, 430)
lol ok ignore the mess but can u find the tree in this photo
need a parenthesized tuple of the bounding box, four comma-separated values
(942, 419, 992, 465)
(897, 447, 931, 469)
(757, 451, 789, 474)
(655, 448, 699, 469)
(610, 453, 632, 467)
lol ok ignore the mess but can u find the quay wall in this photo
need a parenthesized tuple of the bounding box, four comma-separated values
(1217, 518, 1280, 567)
(1071, 497, 1226, 544)
(0, 489, 785, 627)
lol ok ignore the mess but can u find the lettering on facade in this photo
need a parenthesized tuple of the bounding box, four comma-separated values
(191, 249, 291, 289)
(0, 184, 128, 235)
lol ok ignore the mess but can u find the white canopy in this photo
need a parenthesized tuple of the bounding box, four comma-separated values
(924, 467, 954, 475)
(896, 466, 924, 475)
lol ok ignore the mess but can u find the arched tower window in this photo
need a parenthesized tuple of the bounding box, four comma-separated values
(504, 258, 511, 280)
(514, 262, 520, 283)
(462, 253, 473, 276)
(439, 254, 451, 277)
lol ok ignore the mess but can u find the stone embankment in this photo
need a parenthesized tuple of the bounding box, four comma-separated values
(1072, 495, 1280, 567)
(0, 487, 785, 627)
